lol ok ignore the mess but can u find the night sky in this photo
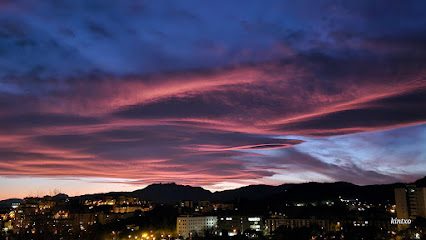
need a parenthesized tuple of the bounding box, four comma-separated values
(0, 1, 425, 200)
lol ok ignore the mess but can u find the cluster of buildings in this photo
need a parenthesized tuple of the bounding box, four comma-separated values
(176, 215, 264, 238)
(181, 200, 235, 214)
(176, 200, 265, 238)
(175, 199, 397, 238)
(1, 184, 425, 239)
(174, 186, 426, 239)
(1, 195, 153, 238)
(176, 215, 263, 238)
(176, 215, 399, 239)
(84, 196, 152, 213)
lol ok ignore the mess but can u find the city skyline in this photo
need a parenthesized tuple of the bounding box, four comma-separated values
(1, 0, 426, 200)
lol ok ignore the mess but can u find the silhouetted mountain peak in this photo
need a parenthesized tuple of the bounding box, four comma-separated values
(140, 182, 211, 193)
(132, 183, 212, 203)
(52, 193, 69, 201)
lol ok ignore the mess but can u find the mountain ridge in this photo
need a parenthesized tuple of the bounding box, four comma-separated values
(2, 177, 422, 206)
(71, 178, 413, 205)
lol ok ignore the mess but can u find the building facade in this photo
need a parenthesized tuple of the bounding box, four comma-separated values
(395, 185, 426, 219)
(177, 216, 217, 238)
(265, 218, 333, 235)
(217, 216, 263, 236)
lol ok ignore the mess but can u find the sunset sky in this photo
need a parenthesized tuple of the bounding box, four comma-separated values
(0, 0, 425, 200)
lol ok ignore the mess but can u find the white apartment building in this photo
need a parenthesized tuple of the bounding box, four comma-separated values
(177, 216, 218, 238)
